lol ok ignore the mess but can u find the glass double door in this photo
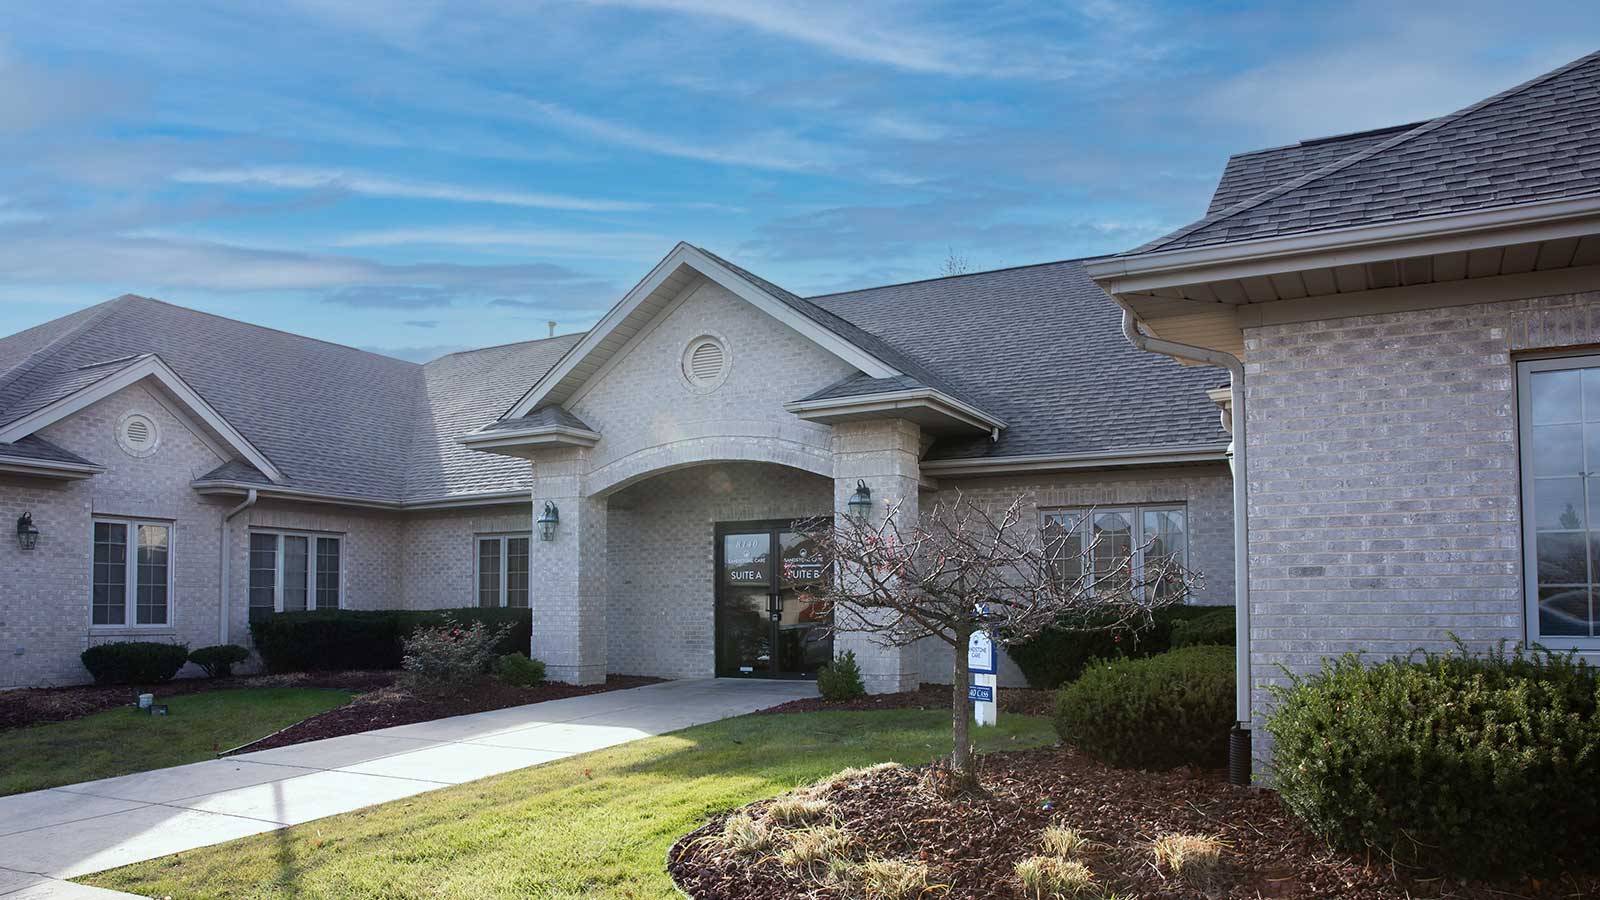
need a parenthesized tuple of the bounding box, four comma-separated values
(715, 521, 832, 678)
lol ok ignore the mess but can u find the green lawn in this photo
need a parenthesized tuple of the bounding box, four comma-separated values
(84, 709, 1056, 900)
(1, 687, 352, 796)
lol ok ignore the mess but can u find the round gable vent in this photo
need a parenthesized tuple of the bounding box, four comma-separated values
(116, 411, 161, 458)
(680, 335, 730, 392)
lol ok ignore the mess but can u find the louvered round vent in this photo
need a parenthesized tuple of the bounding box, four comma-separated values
(116, 411, 161, 458)
(681, 336, 729, 391)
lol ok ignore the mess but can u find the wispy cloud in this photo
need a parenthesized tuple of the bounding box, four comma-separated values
(336, 225, 669, 259)
(360, 342, 473, 363)
(171, 166, 648, 212)
(403, 319, 439, 328)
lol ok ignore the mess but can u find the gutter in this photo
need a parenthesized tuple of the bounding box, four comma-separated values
(191, 481, 529, 512)
(218, 488, 257, 645)
(919, 444, 1228, 477)
(1119, 310, 1253, 785)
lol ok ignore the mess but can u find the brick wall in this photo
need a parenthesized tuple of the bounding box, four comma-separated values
(2, 383, 230, 686)
(400, 504, 533, 610)
(1242, 289, 1600, 743)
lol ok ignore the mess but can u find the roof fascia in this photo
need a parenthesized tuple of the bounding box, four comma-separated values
(1088, 194, 1600, 296)
(504, 243, 902, 419)
(456, 424, 603, 451)
(0, 355, 286, 483)
(0, 454, 105, 480)
(783, 388, 1006, 433)
(192, 481, 529, 511)
(919, 444, 1230, 477)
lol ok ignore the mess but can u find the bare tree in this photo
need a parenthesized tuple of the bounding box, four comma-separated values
(939, 247, 973, 276)
(797, 492, 1195, 792)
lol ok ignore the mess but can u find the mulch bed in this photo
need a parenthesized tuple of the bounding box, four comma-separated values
(0, 670, 396, 732)
(756, 682, 1056, 718)
(669, 745, 1599, 900)
(225, 674, 665, 754)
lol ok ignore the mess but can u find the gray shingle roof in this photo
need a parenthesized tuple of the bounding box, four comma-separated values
(1136, 50, 1600, 254)
(0, 434, 98, 467)
(481, 405, 594, 433)
(806, 260, 1229, 461)
(1204, 122, 1427, 216)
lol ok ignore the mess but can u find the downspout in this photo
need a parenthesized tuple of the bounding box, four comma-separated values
(218, 489, 257, 644)
(1120, 310, 1253, 785)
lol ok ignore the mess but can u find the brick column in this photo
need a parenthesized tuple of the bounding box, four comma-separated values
(831, 419, 922, 694)
(528, 447, 607, 685)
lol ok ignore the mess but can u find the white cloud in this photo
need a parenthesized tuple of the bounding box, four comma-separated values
(335, 225, 669, 259)
(170, 166, 648, 212)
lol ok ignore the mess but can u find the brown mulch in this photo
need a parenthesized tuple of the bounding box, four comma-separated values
(225, 674, 665, 754)
(0, 670, 397, 732)
(669, 745, 1599, 900)
(755, 682, 1056, 718)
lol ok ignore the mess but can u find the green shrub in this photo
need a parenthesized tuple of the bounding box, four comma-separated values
(249, 607, 531, 672)
(817, 650, 867, 701)
(495, 652, 547, 686)
(1054, 645, 1233, 770)
(188, 644, 250, 678)
(1008, 605, 1224, 689)
(399, 618, 509, 698)
(80, 641, 191, 684)
(1169, 607, 1235, 648)
(1267, 642, 1600, 879)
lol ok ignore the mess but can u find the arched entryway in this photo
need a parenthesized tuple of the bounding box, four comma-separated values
(602, 461, 833, 681)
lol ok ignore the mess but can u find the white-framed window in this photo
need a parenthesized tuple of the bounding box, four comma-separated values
(1517, 355, 1600, 648)
(91, 518, 173, 627)
(476, 534, 530, 608)
(1040, 504, 1188, 600)
(248, 530, 342, 619)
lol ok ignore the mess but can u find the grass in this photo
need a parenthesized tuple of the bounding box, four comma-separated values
(83, 709, 1054, 900)
(0, 687, 352, 796)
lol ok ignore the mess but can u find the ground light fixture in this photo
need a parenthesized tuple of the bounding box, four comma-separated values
(16, 511, 39, 551)
(847, 480, 872, 519)
(537, 501, 560, 541)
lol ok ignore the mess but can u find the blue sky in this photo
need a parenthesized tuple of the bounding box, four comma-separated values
(0, 1, 1596, 362)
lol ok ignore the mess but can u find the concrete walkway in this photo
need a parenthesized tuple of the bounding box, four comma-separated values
(0, 678, 815, 897)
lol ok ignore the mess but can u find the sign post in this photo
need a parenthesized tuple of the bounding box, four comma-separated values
(967, 629, 998, 727)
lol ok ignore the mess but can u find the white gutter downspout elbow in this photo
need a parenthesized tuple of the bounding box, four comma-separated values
(218, 488, 257, 644)
(1120, 310, 1253, 783)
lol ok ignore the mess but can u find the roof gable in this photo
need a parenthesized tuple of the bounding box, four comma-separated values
(1138, 50, 1600, 254)
(1205, 121, 1427, 216)
(502, 242, 939, 420)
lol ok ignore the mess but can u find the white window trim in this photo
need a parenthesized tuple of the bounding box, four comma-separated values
(250, 529, 345, 612)
(90, 517, 175, 629)
(1040, 504, 1190, 598)
(1517, 354, 1600, 651)
(476, 533, 531, 608)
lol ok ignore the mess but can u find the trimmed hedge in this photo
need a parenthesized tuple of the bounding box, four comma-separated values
(1169, 607, 1235, 648)
(250, 608, 531, 673)
(81, 641, 190, 684)
(189, 644, 250, 678)
(495, 652, 547, 687)
(817, 650, 867, 701)
(1053, 645, 1234, 770)
(1268, 642, 1600, 879)
(1008, 605, 1226, 689)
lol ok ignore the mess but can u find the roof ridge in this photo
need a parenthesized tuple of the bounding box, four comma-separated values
(0, 297, 128, 409)
(1224, 120, 1430, 161)
(425, 330, 586, 364)
(804, 255, 1102, 300)
(1135, 49, 1600, 254)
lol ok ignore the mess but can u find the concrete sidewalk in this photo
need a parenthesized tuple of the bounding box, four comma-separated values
(0, 678, 814, 895)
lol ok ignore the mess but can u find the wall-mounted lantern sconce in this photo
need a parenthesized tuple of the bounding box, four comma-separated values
(847, 480, 873, 519)
(537, 501, 560, 542)
(16, 512, 39, 551)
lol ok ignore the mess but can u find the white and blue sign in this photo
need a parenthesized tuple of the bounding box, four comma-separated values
(967, 630, 996, 675)
(968, 684, 994, 703)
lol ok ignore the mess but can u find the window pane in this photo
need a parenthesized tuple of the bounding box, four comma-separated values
(1539, 586, 1590, 636)
(135, 525, 169, 625)
(1143, 509, 1188, 601)
(723, 533, 770, 587)
(1042, 512, 1084, 590)
(1535, 477, 1586, 531)
(478, 538, 501, 607)
(1532, 369, 1581, 425)
(249, 533, 277, 620)
(506, 537, 530, 608)
(282, 536, 309, 612)
(1537, 532, 1589, 585)
(316, 538, 340, 610)
(1092, 511, 1134, 588)
(93, 522, 127, 626)
(1532, 424, 1583, 476)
